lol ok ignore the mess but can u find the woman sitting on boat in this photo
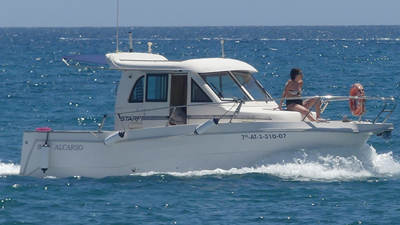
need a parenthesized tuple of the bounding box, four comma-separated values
(277, 68, 323, 122)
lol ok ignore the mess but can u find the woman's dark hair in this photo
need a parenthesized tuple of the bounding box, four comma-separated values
(290, 68, 302, 80)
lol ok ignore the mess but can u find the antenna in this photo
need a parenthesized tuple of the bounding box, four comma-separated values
(220, 39, 225, 58)
(148, 42, 153, 53)
(129, 31, 133, 52)
(116, 0, 119, 52)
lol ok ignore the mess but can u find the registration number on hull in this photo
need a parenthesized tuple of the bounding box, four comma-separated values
(241, 133, 286, 140)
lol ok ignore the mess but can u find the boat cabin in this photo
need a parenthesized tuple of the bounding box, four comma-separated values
(105, 52, 284, 130)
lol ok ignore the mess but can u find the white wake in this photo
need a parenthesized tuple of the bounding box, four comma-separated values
(0, 161, 20, 176)
(138, 144, 400, 182)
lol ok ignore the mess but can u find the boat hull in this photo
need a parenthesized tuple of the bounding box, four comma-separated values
(19, 121, 393, 178)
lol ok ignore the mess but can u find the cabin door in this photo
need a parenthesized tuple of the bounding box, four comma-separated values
(170, 74, 187, 125)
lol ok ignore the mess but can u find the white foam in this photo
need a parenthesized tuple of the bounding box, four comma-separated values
(0, 162, 20, 176)
(370, 149, 400, 176)
(136, 144, 400, 182)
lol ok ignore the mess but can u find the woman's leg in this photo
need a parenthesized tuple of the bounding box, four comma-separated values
(287, 103, 317, 121)
(303, 98, 322, 118)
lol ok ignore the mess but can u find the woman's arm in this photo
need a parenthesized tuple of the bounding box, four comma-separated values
(277, 81, 290, 110)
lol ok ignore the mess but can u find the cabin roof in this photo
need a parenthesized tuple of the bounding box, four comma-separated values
(106, 52, 258, 73)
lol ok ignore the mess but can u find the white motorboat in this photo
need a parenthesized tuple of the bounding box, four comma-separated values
(19, 45, 395, 178)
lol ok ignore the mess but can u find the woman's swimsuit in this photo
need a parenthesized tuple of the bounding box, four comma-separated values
(288, 90, 302, 95)
(286, 99, 303, 106)
(286, 90, 303, 106)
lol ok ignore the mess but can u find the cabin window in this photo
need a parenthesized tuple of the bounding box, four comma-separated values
(200, 72, 250, 101)
(232, 71, 270, 100)
(128, 76, 144, 103)
(146, 74, 168, 102)
(191, 79, 212, 102)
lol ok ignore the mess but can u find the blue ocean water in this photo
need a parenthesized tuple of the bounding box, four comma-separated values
(1, 26, 400, 224)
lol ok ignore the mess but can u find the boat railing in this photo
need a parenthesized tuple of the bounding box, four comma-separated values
(276, 95, 396, 124)
(98, 95, 395, 131)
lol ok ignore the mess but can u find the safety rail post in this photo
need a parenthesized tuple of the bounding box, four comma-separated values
(98, 115, 108, 132)
(320, 100, 330, 113)
(373, 97, 396, 124)
(229, 100, 243, 123)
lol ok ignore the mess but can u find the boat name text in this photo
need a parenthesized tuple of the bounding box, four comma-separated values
(54, 144, 84, 151)
(119, 115, 143, 122)
(241, 133, 286, 140)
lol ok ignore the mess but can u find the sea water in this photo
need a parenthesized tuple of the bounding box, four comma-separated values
(1, 26, 400, 224)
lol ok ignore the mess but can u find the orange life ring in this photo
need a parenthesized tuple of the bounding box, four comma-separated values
(349, 83, 366, 116)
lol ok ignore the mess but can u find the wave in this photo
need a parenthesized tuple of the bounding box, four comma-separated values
(136, 144, 400, 182)
(0, 162, 20, 176)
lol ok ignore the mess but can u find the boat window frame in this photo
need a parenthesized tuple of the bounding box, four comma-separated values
(128, 75, 144, 103)
(231, 71, 272, 100)
(199, 71, 251, 101)
(145, 73, 169, 102)
(191, 79, 213, 103)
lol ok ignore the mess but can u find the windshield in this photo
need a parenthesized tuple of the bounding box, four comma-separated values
(232, 71, 269, 100)
(200, 72, 250, 101)
(200, 71, 270, 101)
